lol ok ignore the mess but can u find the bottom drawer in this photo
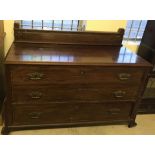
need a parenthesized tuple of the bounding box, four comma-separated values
(12, 102, 133, 126)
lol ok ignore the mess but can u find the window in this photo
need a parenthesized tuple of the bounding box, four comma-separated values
(117, 47, 137, 63)
(123, 20, 147, 43)
(17, 20, 85, 31)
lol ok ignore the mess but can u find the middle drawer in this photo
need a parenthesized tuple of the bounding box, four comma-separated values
(12, 84, 139, 104)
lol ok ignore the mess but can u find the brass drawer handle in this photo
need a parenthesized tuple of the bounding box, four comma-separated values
(113, 90, 126, 98)
(29, 91, 42, 99)
(28, 72, 44, 80)
(118, 73, 131, 80)
(80, 71, 85, 75)
(28, 112, 41, 119)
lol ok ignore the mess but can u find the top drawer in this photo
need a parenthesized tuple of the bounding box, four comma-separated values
(10, 65, 145, 85)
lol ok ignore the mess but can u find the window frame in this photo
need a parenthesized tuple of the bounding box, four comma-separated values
(16, 20, 86, 31)
(123, 20, 148, 42)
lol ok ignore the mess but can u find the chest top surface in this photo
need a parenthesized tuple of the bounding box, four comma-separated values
(5, 43, 151, 67)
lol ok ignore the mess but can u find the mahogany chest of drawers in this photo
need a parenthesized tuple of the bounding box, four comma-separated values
(1, 27, 152, 134)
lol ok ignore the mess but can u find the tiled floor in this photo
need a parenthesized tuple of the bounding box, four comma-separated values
(0, 114, 155, 135)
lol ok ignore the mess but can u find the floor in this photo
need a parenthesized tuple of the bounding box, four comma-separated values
(0, 114, 155, 135)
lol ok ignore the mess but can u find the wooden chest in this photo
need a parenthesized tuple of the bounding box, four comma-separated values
(1, 27, 152, 134)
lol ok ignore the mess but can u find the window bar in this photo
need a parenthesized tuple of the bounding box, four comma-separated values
(52, 20, 54, 30)
(127, 20, 134, 42)
(134, 20, 142, 41)
(122, 48, 127, 62)
(32, 20, 33, 29)
(77, 20, 80, 31)
(71, 20, 74, 31)
(21, 20, 23, 28)
(42, 20, 44, 29)
(129, 52, 134, 62)
(61, 20, 63, 30)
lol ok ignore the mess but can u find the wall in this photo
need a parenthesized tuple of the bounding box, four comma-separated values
(4, 20, 14, 55)
(86, 20, 127, 32)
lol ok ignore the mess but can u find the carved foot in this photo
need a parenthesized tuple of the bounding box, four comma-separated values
(1, 127, 10, 135)
(128, 121, 137, 128)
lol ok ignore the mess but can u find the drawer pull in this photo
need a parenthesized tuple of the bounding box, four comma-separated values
(113, 90, 126, 98)
(28, 72, 44, 80)
(28, 112, 41, 119)
(29, 91, 42, 99)
(80, 71, 85, 75)
(118, 73, 131, 80)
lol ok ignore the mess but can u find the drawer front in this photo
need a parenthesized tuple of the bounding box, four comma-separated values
(10, 66, 144, 85)
(12, 85, 139, 103)
(12, 102, 132, 126)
